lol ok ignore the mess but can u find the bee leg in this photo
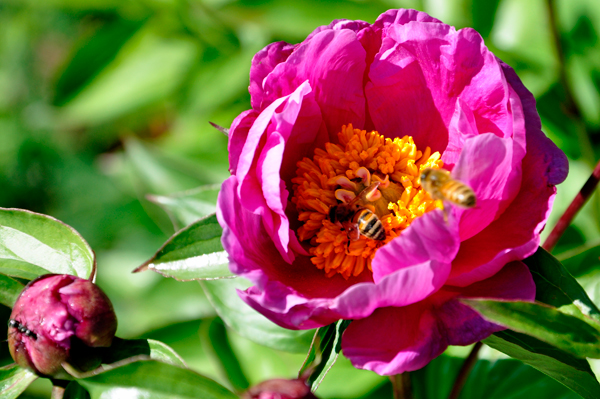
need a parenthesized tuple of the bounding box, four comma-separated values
(442, 203, 449, 223)
(346, 226, 360, 254)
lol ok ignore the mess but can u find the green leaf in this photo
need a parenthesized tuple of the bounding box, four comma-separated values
(413, 352, 580, 399)
(299, 319, 352, 390)
(485, 330, 600, 399)
(201, 317, 250, 392)
(0, 274, 23, 307)
(147, 340, 187, 368)
(464, 299, 600, 358)
(77, 360, 237, 399)
(471, 0, 502, 38)
(59, 29, 198, 127)
(0, 208, 95, 279)
(0, 364, 37, 399)
(137, 213, 233, 281)
(556, 240, 600, 277)
(102, 338, 186, 368)
(124, 137, 217, 196)
(201, 278, 314, 353)
(147, 185, 220, 230)
(64, 381, 91, 399)
(524, 247, 600, 324)
(53, 18, 145, 106)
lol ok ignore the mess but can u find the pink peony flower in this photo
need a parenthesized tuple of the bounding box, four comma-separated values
(8, 274, 117, 377)
(217, 9, 568, 375)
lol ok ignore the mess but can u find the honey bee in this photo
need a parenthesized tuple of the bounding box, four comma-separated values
(329, 182, 386, 242)
(420, 168, 476, 219)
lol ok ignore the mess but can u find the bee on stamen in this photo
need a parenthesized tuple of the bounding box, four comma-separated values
(328, 182, 386, 245)
(420, 168, 476, 221)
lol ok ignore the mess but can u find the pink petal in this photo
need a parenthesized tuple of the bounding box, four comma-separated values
(451, 132, 523, 241)
(235, 81, 323, 262)
(342, 302, 445, 375)
(328, 210, 458, 319)
(500, 61, 568, 185)
(342, 261, 535, 374)
(217, 176, 362, 329)
(448, 102, 564, 286)
(436, 261, 535, 345)
(249, 42, 296, 111)
(262, 29, 367, 135)
(229, 109, 258, 175)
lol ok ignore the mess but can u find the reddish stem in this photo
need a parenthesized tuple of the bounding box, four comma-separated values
(447, 342, 482, 399)
(543, 159, 600, 251)
(390, 373, 413, 399)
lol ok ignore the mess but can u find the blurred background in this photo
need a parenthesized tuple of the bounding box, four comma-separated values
(0, 0, 599, 397)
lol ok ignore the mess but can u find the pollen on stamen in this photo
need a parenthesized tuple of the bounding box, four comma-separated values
(291, 124, 443, 279)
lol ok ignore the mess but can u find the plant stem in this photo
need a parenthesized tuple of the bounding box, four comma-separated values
(447, 342, 482, 399)
(390, 373, 413, 399)
(543, 159, 600, 251)
(51, 385, 65, 399)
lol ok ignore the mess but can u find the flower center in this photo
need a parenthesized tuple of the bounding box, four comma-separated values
(291, 124, 444, 279)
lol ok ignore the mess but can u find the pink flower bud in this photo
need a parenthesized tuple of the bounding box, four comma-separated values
(243, 379, 318, 399)
(8, 274, 117, 377)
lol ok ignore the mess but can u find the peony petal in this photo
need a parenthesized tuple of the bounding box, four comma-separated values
(373, 8, 443, 29)
(451, 132, 522, 241)
(435, 261, 535, 345)
(249, 41, 296, 111)
(217, 176, 361, 329)
(263, 29, 367, 136)
(500, 61, 568, 185)
(448, 140, 553, 286)
(342, 261, 535, 375)
(228, 109, 257, 175)
(329, 210, 458, 319)
(371, 209, 457, 282)
(365, 30, 450, 152)
(342, 303, 445, 375)
(236, 81, 323, 262)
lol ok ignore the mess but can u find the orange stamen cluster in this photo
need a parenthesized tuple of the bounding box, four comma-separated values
(291, 124, 444, 279)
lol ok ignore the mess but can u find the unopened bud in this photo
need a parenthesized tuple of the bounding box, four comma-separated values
(8, 274, 117, 378)
(242, 379, 318, 399)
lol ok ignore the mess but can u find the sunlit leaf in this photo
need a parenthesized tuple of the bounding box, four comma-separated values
(0, 208, 95, 280)
(464, 299, 600, 358)
(102, 337, 186, 368)
(485, 331, 600, 399)
(137, 213, 233, 281)
(299, 319, 351, 390)
(77, 360, 237, 399)
(147, 184, 220, 230)
(0, 364, 37, 399)
(524, 247, 600, 324)
(201, 278, 314, 353)
(0, 274, 23, 307)
(59, 29, 198, 127)
(413, 352, 580, 399)
(53, 18, 145, 106)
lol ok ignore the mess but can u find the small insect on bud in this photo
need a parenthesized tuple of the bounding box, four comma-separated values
(8, 274, 117, 378)
(242, 379, 318, 399)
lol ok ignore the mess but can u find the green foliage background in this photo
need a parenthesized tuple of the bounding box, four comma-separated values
(1, 0, 600, 397)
